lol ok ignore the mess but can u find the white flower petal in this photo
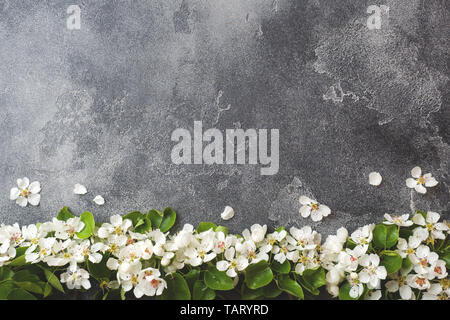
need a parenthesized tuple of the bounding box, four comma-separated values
(17, 177, 30, 189)
(424, 177, 438, 187)
(73, 183, 88, 195)
(220, 206, 234, 220)
(369, 172, 382, 186)
(299, 205, 311, 218)
(28, 194, 41, 206)
(318, 205, 331, 217)
(299, 196, 311, 205)
(411, 167, 422, 178)
(415, 184, 427, 194)
(405, 178, 416, 188)
(28, 181, 41, 194)
(93, 195, 105, 205)
(16, 196, 28, 207)
(10, 188, 20, 200)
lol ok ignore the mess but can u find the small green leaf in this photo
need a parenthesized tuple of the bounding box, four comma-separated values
(87, 253, 112, 282)
(271, 260, 291, 274)
(245, 261, 273, 290)
(214, 226, 229, 235)
(123, 211, 144, 226)
(184, 269, 201, 291)
(241, 284, 264, 300)
(161, 273, 191, 300)
(135, 217, 151, 234)
(263, 281, 282, 298)
(302, 267, 326, 289)
(373, 224, 399, 249)
(204, 264, 234, 291)
(147, 210, 163, 229)
(197, 222, 217, 233)
(7, 288, 37, 300)
(0, 267, 14, 281)
(43, 283, 52, 298)
(441, 252, 450, 269)
(277, 274, 304, 299)
(42, 268, 64, 293)
(8, 255, 27, 267)
(14, 281, 43, 295)
(338, 281, 360, 300)
(380, 250, 403, 274)
(160, 207, 176, 232)
(193, 280, 216, 300)
(76, 211, 95, 239)
(0, 281, 14, 299)
(57, 206, 75, 221)
(13, 270, 39, 282)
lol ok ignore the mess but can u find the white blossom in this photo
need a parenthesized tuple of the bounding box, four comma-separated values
(299, 196, 331, 221)
(406, 166, 438, 194)
(10, 177, 41, 207)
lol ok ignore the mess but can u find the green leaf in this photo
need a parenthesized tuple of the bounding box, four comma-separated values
(277, 274, 304, 299)
(15, 246, 29, 257)
(197, 222, 217, 233)
(271, 260, 291, 274)
(214, 226, 229, 235)
(14, 281, 43, 295)
(184, 269, 201, 291)
(8, 255, 27, 267)
(76, 211, 95, 239)
(147, 210, 163, 229)
(193, 280, 216, 300)
(7, 288, 37, 300)
(297, 276, 319, 295)
(402, 256, 412, 270)
(0, 267, 14, 281)
(57, 206, 75, 221)
(13, 270, 39, 282)
(346, 238, 357, 249)
(441, 252, 450, 269)
(43, 283, 52, 298)
(123, 211, 144, 226)
(241, 284, 264, 300)
(302, 267, 326, 289)
(338, 281, 359, 300)
(135, 217, 151, 234)
(245, 261, 273, 290)
(380, 250, 403, 274)
(373, 224, 399, 249)
(159, 207, 176, 232)
(87, 253, 112, 282)
(0, 281, 14, 299)
(263, 281, 282, 298)
(204, 264, 234, 291)
(43, 268, 65, 293)
(161, 273, 191, 300)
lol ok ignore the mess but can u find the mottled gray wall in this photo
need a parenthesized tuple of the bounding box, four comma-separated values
(0, 0, 448, 235)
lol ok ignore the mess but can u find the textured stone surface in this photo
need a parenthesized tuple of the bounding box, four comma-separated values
(0, 0, 448, 235)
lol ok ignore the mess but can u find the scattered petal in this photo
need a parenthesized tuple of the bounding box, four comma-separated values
(93, 195, 105, 205)
(73, 183, 88, 195)
(221, 206, 234, 220)
(368, 172, 382, 186)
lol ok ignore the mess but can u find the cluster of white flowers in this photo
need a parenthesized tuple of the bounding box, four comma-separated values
(1, 210, 448, 300)
(322, 211, 449, 300)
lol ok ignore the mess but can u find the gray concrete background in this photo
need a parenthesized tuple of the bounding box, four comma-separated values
(0, 0, 448, 235)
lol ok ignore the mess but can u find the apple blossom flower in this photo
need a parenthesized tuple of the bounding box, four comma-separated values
(385, 269, 415, 300)
(358, 254, 387, 289)
(407, 273, 430, 290)
(383, 213, 413, 227)
(216, 247, 249, 278)
(409, 245, 440, 276)
(299, 196, 331, 222)
(412, 211, 448, 241)
(348, 272, 364, 298)
(60, 267, 91, 290)
(406, 166, 438, 194)
(422, 283, 449, 300)
(10, 177, 41, 207)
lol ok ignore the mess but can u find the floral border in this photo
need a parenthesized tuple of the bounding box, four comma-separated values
(0, 206, 448, 300)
